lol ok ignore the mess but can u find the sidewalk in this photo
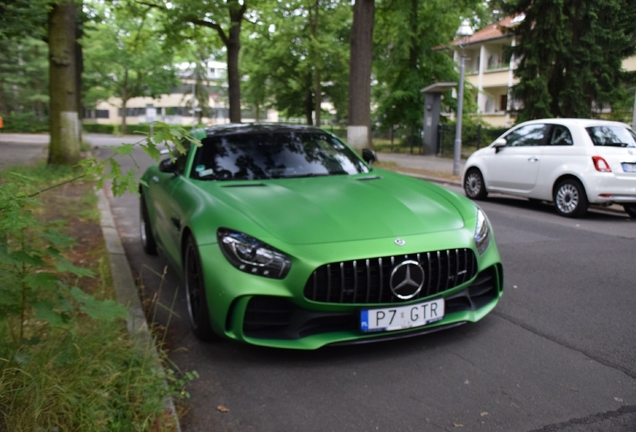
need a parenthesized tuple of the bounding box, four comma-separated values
(376, 152, 463, 186)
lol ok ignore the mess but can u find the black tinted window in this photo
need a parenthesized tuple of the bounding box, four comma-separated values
(191, 132, 369, 180)
(586, 126, 636, 147)
(548, 125, 573, 146)
(505, 124, 546, 147)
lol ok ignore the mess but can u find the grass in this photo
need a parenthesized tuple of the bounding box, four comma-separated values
(0, 164, 188, 431)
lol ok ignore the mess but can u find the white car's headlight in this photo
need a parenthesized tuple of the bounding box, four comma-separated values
(474, 208, 491, 255)
(217, 229, 291, 279)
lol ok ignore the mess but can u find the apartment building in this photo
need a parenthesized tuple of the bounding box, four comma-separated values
(83, 60, 279, 127)
(448, 15, 636, 128)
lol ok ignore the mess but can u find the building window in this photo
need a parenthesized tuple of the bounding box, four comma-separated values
(499, 95, 507, 112)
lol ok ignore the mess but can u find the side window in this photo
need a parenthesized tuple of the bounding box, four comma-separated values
(505, 124, 546, 147)
(174, 140, 190, 174)
(548, 125, 573, 146)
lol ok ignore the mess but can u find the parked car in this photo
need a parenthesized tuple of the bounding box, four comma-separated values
(462, 119, 636, 218)
(140, 124, 503, 349)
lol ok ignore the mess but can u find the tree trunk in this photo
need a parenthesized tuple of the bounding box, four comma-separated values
(305, 73, 314, 125)
(227, 18, 242, 123)
(315, 69, 322, 126)
(121, 98, 128, 135)
(312, 0, 321, 126)
(347, 0, 375, 151)
(48, 0, 80, 165)
(75, 2, 83, 144)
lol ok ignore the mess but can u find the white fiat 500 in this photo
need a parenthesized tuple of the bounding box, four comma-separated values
(462, 119, 636, 218)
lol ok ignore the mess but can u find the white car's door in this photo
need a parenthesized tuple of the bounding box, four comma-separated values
(534, 124, 583, 199)
(484, 123, 547, 193)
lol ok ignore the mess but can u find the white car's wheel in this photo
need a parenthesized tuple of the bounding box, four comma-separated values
(553, 179, 588, 218)
(464, 168, 488, 200)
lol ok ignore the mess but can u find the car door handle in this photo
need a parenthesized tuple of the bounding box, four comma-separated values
(528, 157, 539, 162)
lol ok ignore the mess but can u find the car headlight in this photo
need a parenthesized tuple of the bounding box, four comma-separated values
(474, 208, 491, 255)
(217, 228, 291, 279)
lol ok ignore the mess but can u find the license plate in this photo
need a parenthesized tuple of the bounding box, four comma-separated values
(622, 163, 636, 173)
(360, 299, 445, 333)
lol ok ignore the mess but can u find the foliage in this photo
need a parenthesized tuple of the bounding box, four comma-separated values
(242, 0, 351, 124)
(0, 113, 49, 133)
(0, 38, 49, 117)
(82, 3, 178, 134)
(372, 0, 480, 132)
(0, 164, 196, 430)
(80, 122, 202, 197)
(0, 0, 48, 41)
(504, 0, 636, 121)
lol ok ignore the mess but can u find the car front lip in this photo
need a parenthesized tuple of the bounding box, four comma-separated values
(197, 228, 503, 349)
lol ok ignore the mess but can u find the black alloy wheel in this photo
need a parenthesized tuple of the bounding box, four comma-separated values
(140, 193, 157, 255)
(464, 168, 488, 200)
(623, 204, 636, 218)
(553, 178, 588, 218)
(184, 236, 219, 342)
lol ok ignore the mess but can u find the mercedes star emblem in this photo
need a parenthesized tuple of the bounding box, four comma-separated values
(394, 238, 406, 246)
(389, 260, 425, 300)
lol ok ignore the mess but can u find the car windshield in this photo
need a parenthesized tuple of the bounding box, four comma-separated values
(586, 126, 636, 147)
(191, 131, 370, 180)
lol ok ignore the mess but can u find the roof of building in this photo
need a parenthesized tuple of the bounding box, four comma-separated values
(449, 15, 523, 47)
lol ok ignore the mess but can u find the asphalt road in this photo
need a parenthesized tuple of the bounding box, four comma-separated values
(4, 135, 633, 431)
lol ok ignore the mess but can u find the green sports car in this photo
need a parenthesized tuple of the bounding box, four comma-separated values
(139, 124, 503, 349)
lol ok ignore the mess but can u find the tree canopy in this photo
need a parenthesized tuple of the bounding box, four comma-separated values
(241, 0, 351, 124)
(372, 0, 480, 132)
(505, 0, 636, 121)
(82, 5, 177, 134)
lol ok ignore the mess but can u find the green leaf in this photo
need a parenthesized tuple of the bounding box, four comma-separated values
(33, 300, 65, 326)
(70, 286, 127, 320)
(11, 250, 45, 267)
(55, 259, 95, 278)
(23, 272, 59, 290)
(112, 143, 136, 157)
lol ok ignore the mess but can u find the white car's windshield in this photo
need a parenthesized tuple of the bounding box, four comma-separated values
(586, 126, 636, 148)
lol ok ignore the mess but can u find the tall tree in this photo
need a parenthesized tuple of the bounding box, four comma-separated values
(48, 0, 81, 165)
(83, 6, 177, 134)
(505, 0, 636, 121)
(136, 0, 253, 123)
(347, 0, 375, 151)
(0, 38, 49, 118)
(373, 0, 474, 137)
(241, 0, 350, 124)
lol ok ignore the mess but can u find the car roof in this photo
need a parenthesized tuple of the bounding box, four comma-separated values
(518, 118, 632, 129)
(201, 123, 327, 137)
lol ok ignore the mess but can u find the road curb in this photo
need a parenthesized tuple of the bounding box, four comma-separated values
(96, 189, 182, 432)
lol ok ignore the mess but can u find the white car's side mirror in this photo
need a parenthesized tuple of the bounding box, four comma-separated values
(492, 138, 507, 147)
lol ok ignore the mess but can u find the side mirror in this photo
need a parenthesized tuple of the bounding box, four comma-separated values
(493, 138, 507, 147)
(492, 138, 507, 153)
(362, 148, 377, 165)
(158, 158, 177, 174)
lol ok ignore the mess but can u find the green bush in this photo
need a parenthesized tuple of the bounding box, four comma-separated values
(82, 123, 118, 134)
(1, 112, 48, 133)
(82, 123, 157, 135)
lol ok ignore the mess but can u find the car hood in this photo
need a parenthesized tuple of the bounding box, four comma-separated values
(198, 171, 466, 245)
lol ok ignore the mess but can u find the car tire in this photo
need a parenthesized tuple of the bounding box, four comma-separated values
(553, 178, 588, 218)
(623, 204, 636, 218)
(464, 168, 488, 200)
(184, 236, 220, 342)
(140, 193, 157, 255)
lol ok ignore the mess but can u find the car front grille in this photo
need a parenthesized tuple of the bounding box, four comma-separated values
(303, 248, 477, 304)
